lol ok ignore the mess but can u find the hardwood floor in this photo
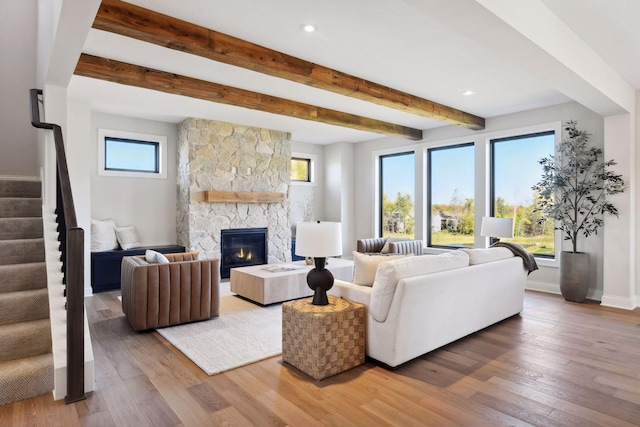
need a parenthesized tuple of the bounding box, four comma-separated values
(1, 290, 639, 426)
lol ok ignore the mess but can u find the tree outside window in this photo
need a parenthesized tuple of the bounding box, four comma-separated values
(491, 132, 555, 257)
(379, 152, 415, 239)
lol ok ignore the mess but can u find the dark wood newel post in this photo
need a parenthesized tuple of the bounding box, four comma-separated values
(65, 228, 85, 403)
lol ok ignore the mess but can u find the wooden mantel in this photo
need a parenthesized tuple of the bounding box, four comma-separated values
(202, 191, 285, 204)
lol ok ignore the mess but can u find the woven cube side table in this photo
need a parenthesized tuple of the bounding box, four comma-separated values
(282, 296, 365, 380)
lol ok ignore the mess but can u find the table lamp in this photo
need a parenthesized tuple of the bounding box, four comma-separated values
(295, 221, 342, 305)
(480, 216, 514, 245)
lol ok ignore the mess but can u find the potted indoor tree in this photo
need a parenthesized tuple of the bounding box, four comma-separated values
(532, 121, 626, 302)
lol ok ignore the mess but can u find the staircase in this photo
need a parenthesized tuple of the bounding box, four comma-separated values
(0, 179, 54, 405)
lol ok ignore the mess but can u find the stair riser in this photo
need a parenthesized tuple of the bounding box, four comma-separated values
(0, 320, 51, 362)
(0, 199, 42, 218)
(0, 239, 45, 265)
(0, 290, 49, 325)
(0, 181, 41, 199)
(0, 218, 43, 240)
(0, 263, 47, 293)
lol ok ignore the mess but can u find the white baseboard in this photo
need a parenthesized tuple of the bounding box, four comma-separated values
(526, 280, 603, 303)
(601, 294, 638, 310)
(525, 280, 560, 295)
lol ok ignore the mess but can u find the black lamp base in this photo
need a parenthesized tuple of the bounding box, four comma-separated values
(306, 257, 334, 306)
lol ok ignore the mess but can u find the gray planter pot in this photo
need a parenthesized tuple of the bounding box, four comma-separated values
(559, 251, 590, 302)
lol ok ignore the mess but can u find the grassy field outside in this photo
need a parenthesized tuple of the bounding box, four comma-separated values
(387, 231, 554, 256)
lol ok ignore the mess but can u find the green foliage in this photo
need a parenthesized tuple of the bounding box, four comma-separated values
(382, 192, 415, 236)
(495, 197, 511, 218)
(532, 121, 626, 253)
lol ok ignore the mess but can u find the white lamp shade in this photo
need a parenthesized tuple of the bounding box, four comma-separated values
(295, 222, 342, 257)
(480, 217, 514, 238)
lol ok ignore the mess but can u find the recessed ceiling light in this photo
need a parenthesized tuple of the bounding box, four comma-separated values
(299, 24, 317, 33)
(462, 90, 476, 96)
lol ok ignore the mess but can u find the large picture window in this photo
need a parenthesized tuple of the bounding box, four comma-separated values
(491, 131, 555, 257)
(379, 152, 415, 239)
(428, 143, 475, 248)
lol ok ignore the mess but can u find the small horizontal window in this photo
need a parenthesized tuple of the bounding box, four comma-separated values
(105, 137, 159, 173)
(98, 129, 167, 179)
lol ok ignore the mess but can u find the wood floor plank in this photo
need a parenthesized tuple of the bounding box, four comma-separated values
(209, 406, 255, 427)
(186, 382, 231, 413)
(318, 386, 393, 427)
(487, 375, 639, 427)
(3, 289, 640, 426)
(147, 372, 215, 426)
(255, 389, 325, 426)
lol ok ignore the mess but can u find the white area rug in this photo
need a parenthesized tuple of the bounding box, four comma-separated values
(156, 282, 282, 375)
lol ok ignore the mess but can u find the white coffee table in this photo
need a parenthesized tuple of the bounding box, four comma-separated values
(229, 258, 354, 305)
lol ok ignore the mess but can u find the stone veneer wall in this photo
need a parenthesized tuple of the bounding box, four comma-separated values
(177, 118, 292, 263)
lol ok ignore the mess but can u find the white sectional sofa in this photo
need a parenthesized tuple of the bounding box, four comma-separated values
(328, 248, 528, 367)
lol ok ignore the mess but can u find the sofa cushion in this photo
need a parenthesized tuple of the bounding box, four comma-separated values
(459, 247, 513, 265)
(352, 251, 412, 286)
(115, 225, 141, 250)
(370, 251, 470, 322)
(90, 218, 119, 251)
(145, 249, 170, 264)
(381, 237, 408, 253)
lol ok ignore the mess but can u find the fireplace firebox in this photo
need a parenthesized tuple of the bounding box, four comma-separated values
(220, 228, 268, 278)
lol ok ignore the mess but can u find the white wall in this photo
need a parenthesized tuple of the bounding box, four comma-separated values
(90, 113, 178, 247)
(353, 101, 607, 299)
(67, 99, 92, 294)
(602, 114, 635, 309)
(0, 0, 39, 177)
(324, 142, 356, 256)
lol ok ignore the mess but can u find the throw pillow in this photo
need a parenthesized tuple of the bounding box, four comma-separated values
(369, 250, 470, 322)
(380, 237, 408, 254)
(352, 251, 411, 286)
(145, 249, 170, 264)
(459, 247, 513, 265)
(90, 219, 118, 251)
(115, 225, 141, 250)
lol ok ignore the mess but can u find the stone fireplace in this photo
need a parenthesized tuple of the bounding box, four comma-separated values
(176, 118, 292, 266)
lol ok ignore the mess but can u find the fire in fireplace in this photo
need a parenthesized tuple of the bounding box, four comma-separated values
(220, 228, 268, 278)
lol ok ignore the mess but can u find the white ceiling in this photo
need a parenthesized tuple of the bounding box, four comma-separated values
(67, 0, 640, 144)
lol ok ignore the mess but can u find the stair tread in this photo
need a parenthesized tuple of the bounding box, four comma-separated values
(0, 261, 48, 292)
(0, 180, 41, 198)
(0, 288, 49, 325)
(0, 318, 50, 332)
(0, 352, 53, 369)
(0, 319, 51, 362)
(0, 218, 43, 240)
(0, 238, 45, 265)
(0, 198, 42, 218)
(0, 353, 54, 406)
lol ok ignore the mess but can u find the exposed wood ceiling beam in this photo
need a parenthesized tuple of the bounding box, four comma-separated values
(74, 54, 423, 140)
(93, 0, 485, 130)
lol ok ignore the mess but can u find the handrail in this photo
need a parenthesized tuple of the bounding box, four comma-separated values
(29, 88, 86, 404)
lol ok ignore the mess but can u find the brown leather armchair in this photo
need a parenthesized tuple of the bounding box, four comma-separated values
(121, 252, 220, 331)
